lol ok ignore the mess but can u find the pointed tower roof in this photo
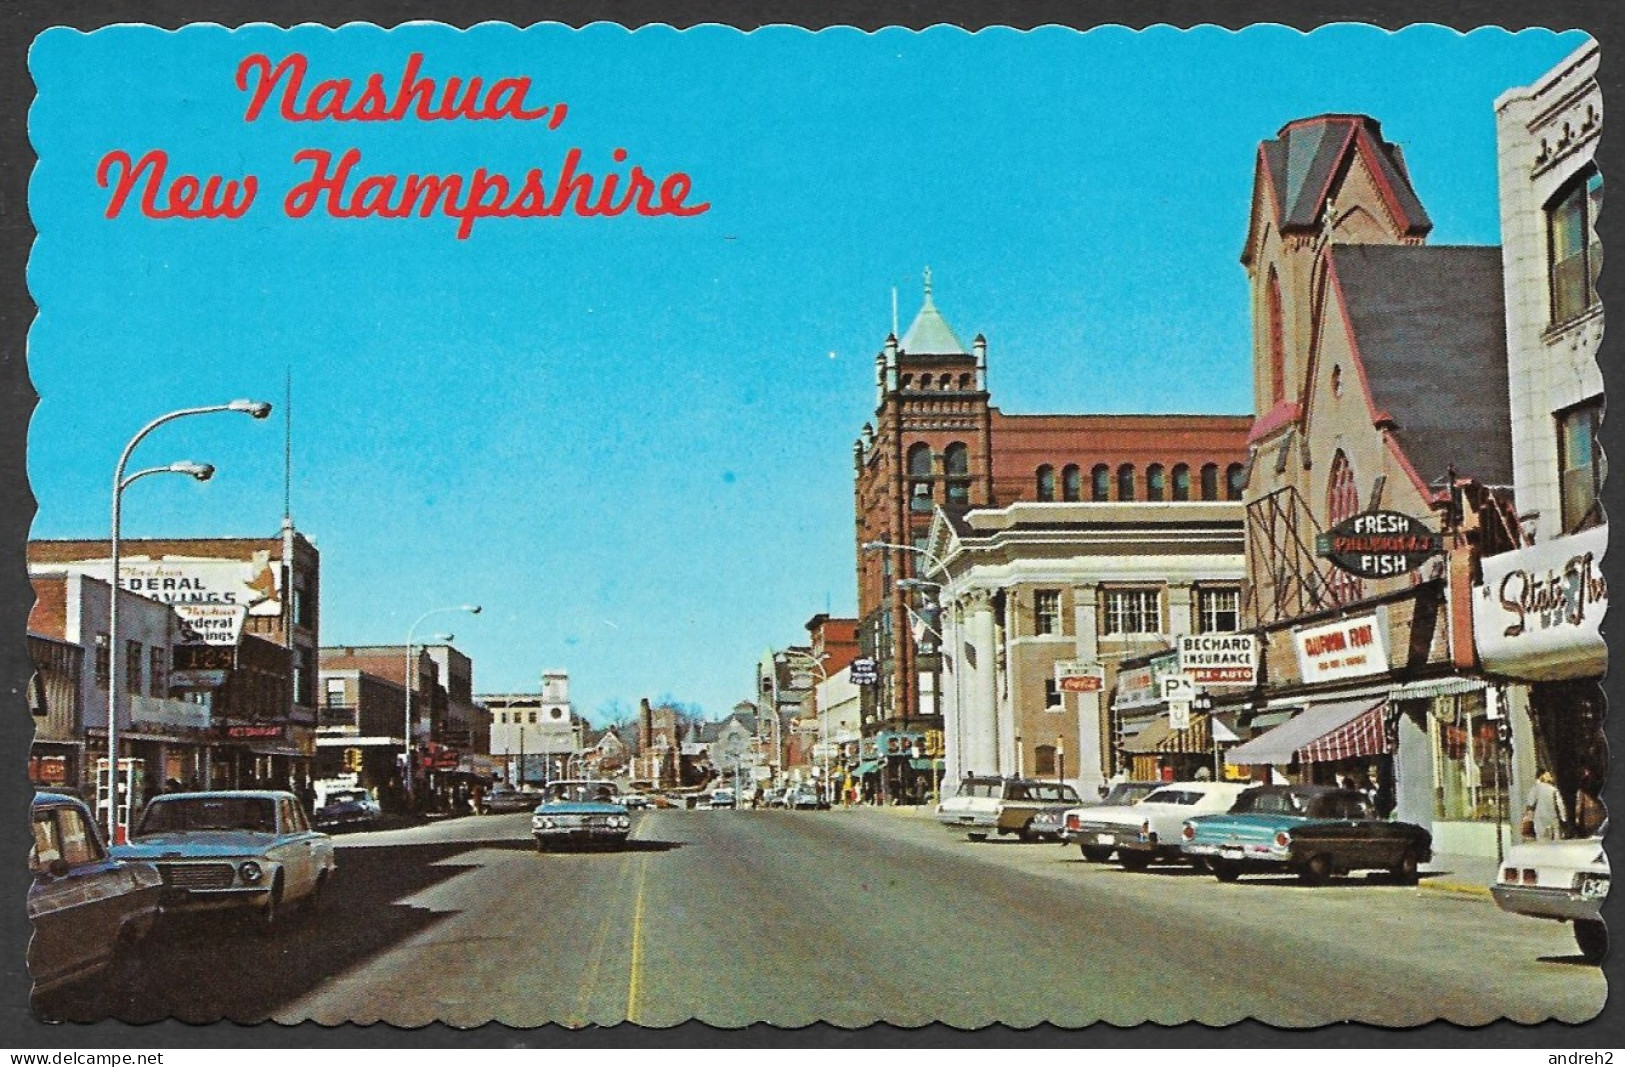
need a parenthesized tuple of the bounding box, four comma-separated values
(898, 268, 969, 356)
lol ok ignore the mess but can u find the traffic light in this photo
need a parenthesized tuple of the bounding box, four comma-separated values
(343, 747, 363, 772)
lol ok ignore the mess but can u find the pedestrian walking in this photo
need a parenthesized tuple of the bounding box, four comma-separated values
(1574, 768, 1606, 837)
(1523, 770, 1567, 841)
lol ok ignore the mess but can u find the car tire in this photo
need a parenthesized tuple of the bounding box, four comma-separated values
(1118, 851, 1152, 872)
(304, 869, 329, 915)
(1389, 847, 1421, 885)
(253, 875, 284, 937)
(1210, 859, 1242, 883)
(967, 832, 988, 842)
(534, 836, 550, 853)
(1298, 854, 1333, 886)
(1574, 919, 1608, 964)
(1017, 824, 1035, 843)
(1079, 845, 1112, 863)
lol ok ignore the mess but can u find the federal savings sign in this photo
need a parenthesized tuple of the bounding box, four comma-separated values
(1177, 634, 1257, 686)
(61, 554, 280, 646)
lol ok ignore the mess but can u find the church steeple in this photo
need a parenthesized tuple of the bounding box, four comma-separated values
(898, 266, 969, 356)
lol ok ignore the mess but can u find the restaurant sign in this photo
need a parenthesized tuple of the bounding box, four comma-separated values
(1294, 613, 1388, 684)
(1177, 634, 1258, 686)
(1315, 510, 1444, 579)
(1473, 524, 1607, 681)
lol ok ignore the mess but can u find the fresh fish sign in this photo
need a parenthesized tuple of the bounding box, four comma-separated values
(1315, 510, 1444, 579)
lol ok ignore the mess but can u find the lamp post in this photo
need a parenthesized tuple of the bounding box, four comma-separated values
(106, 399, 271, 844)
(404, 604, 481, 807)
(861, 541, 949, 803)
(897, 577, 947, 802)
(783, 649, 830, 804)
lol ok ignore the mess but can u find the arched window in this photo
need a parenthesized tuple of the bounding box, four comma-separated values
(1117, 464, 1136, 502)
(959, 373, 973, 389)
(1091, 464, 1111, 502)
(944, 442, 971, 506)
(1061, 464, 1081, 502)
(899, 373, 913, 391)
(1200, 463, 1220, 501)
(1147, 464, 1166, 502)
(1267, 267, 1286, 404)
(1326, 450, 1361, 603)
(908, 443, 934, 513)
(1225, 463, 1245, 501)
(1036, 465, 1056, 502)
(1172, 464, 1191, 501)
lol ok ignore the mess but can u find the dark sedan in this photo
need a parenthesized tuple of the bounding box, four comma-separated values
(29, 792, 163, 1003)
(1180, 784, 1431, 885)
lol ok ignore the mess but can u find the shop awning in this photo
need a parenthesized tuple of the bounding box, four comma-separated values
(1122, 718, 1174, 754)
(909, 758, 944, 772)
(1298, 704, 1389, 763)
(1225, 698, 1388, 766)
(851, 761, 881, 777)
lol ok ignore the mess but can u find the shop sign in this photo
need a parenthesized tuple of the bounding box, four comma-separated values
(849, 657, 878, 685)
(1315, 510, 1444, 578)
(174, 603, 249, 646)
(1053, 661, 1105, 693)
(223, 724, 283, 740)
(64, 554, 282, 617)
(1473, 524, 1607, 681)
(1294, 614, 1388, 684)
(1113, 650, 1181, 710)
(1177, 634, 1258, 685)
(29, 754, 69, 784)
(170, 668, 229, 690)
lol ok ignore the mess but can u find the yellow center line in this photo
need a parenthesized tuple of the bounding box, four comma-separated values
(625, 852, 651, 1024)
(572, 852, 634, 1025)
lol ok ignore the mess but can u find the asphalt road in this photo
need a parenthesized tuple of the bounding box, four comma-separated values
(43, 807, 1606, 1028)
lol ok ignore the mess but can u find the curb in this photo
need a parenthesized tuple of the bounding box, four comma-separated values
(1417, 876, 1493, 898)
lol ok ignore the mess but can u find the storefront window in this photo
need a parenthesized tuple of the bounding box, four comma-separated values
(1429, 693, 1506, 822)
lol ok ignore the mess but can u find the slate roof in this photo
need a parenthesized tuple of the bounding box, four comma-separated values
(1259, 115, 1431, 235)
(1329, 244, 1512, 489)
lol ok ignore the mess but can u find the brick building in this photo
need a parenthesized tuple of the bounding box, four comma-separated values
(853, 273, 1251, 796)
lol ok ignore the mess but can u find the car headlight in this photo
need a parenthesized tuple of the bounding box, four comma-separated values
(541, 817, 555, 829)
(1274, 831, 1292, 849)
(619, 815, 630, 828)
(238, 861, 264, 884)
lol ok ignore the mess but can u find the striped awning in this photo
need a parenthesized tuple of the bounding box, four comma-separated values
(1298, 704, 1389, 763)
(1226, 698, 1388, 766)
(1122, 718, 1174, 754)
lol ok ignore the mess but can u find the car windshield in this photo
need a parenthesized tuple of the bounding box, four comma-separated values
(1103, 783, 1158, 806)
(138, 796, 277, 835)
(1143, 789, 1204, 806)
(1026, 784, 1080, 803)
(1308, 794, 1375, 819)
(955, 779, 1003, 799)
(546, 781, 619, 802)
(324, 791, 366, 805)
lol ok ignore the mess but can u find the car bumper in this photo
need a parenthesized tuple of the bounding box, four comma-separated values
(1492, 884, 1606, 923)
(1071, 823, 1137, 849)
(535, 828, 631, 844)
(937, 812, 998, 831)
(1183, 841, 1291, 867)
(158, 885, 275, 912)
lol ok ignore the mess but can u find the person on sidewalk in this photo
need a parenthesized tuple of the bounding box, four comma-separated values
(1523, 770, 1568, 841)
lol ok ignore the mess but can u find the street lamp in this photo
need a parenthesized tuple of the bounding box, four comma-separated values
(404, 603, 481, 806)
(106, 400, 271, 844)
(783, 649, 831, 803)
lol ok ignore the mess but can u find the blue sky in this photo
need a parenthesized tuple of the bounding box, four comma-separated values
(26, 23, 1589, 722)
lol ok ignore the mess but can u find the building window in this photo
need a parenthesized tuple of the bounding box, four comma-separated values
(1036, 465, 1056, 502)
(1103, 589, 1162, 635)
(1044, 679, 1062, 710)
(1061, 464, 1081, 502)
(1034, 744, 1057, 776)
(1327, 450, 1362, 603)
(1197, 588, 1241, 633)
(1091, 464, 1110, 502)
(148, 646, 167, 696)
(1172, 463, 1190, 501)
(528, 710, 538, 724)
(325, 678, 345, 707)
(908, 443, 934, 513)
(126, 640, 143, 696)
(1147, 464, 1166, 501)
(1429, 693, 1505, 823)
(94, 634, 110, 690)
(1226, 463, 1246, 501)
(1267, 267, 1287, 404)
(1117, 464, 1136, 501)
(944, 442, 971, 505)
(1548, 169, 1602, 325)
(1558, 398, 1605, 533)
(910, 480, 934, 513)
(1034, 590, 1062, 635)
(1201, 463, 1219, 501)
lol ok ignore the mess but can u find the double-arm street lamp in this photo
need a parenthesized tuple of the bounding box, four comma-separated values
(782, 649, 831, 802)
(404, 603, 481, 804)
(106, 399, 272, 842)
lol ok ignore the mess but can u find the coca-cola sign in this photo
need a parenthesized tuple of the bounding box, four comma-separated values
(1315, 510, 1444, 579)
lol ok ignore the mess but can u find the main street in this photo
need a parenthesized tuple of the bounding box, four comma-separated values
(64, 808, 1603, 1029)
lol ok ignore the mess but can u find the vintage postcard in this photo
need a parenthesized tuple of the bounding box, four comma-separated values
(11, 12, 1616, 1042)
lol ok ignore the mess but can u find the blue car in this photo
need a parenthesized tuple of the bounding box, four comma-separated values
(530, 780, 634, 851)
(1180, 784, 1431, 885)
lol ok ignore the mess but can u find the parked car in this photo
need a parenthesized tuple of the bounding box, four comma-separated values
(29, 791, 163, 1001)
(622, 792, 652, 810)
(112, 790, 336, 932)
(480, 782, 541, 814)
(311, 786, 381, 832)
(532, 779, 634, 850)
(1058, 781, 1163, 858)
(1180, 784, 1431, 885)
(1112, 781, 1253, 869)
(1492, 824, 1609, 964)
(761, 787, 787, 808)
(710, 788, 738, 809)
(787, 785, 827, 810)
(935, 776, 1081, 841)
(996, 781, 1084, 841)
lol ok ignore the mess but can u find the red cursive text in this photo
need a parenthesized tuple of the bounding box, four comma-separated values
(96, 149, 258, 220)
(236, 52, 563, 125)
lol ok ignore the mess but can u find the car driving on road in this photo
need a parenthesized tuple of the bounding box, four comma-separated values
(1492, 823, 1609, 964)
(112, 790, 336, 933)
(531, 780, 634, 850)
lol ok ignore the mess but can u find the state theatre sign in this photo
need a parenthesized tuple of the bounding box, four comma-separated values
(1472, 524, 1607, 681)
(1315, 510, 1444, 579)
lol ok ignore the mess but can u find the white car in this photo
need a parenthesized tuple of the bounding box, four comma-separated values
(1492, 828, 1609, 964)
(1067, 781, 1250, 868)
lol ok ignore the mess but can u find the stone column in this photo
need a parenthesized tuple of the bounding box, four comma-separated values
(1071, 583, 1105, 795)
(961, 588, 999, 778)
